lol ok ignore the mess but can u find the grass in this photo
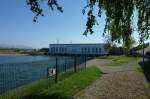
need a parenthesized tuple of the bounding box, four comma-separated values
(139, 60, 150, 98)
(136, 66, 144, 73)
(98, 55, 140, 66)
(0, 71, 74, 99)
(139, 60, 150, 83)
(134, 59, 150, 96)
(0, 66, 102, 99)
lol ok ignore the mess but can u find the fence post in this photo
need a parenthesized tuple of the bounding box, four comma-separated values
(55, 57, 58, 83)
(85, 55, 86, 69)
(74, 55, 77, 72)
(65, 58, 67, 72)
(47, 67, 49, 78)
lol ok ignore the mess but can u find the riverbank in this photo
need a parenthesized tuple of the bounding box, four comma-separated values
(0, 66, 102, 99)
(0, 53, 27, 56)
(0, 48, 48, 56)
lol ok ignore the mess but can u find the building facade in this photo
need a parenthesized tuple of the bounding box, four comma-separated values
(49, 43, 108, 56)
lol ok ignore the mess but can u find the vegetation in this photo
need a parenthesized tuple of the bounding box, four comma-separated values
(132, 43, 149, 51)
(98, 55, 140, 66)
(0, 48, 23, 54)
(38, 48, 49, 53)
(26, 0, 149, 50)
(0, 48, 50, 55)
(0, 66, 102, 99)
(108, 46, 124, 55)
(138, 60, 150, 92)
(139, 60, 150, 83)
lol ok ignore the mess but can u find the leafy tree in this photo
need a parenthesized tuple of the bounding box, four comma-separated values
(39, 48, 49, 52)
(26, 0, 150, 49)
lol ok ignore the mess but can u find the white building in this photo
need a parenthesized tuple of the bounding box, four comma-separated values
(49, 43, 108, 56)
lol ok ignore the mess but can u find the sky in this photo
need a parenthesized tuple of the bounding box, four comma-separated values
(0, 0, 149, 48)
(0, 0, 106, 48)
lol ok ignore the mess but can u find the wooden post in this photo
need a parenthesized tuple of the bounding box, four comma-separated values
(55, 57, 58, 83)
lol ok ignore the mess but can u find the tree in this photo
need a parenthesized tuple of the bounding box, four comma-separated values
(26, 0, 150, 49)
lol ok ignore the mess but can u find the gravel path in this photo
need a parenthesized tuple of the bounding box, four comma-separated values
(75, 59, 150, 99)
(86, 59, 140, 73)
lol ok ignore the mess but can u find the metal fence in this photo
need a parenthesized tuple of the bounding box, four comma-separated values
(0, 56, 87, 94)
(47, 56, 87, 83)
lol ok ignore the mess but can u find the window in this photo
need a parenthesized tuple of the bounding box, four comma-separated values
(51, 48, 53, 53)
(62, 48, 64, 53)
(99, 48, 101, 53)
(56, 48, 58, 53)
(81, 48, 84, 53)
(92, 48, 95, 53)
(95, 48, 98, 53)
(65, 48, 67, 53)
(53, 47, 55, 53)
(59, 48, 61, 53)
(88, 48, 90, 53)
(84, 48, 87, 53)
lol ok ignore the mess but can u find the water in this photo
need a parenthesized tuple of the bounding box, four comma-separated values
(0, 55, 52, 64)
(0, 55, 74, 94)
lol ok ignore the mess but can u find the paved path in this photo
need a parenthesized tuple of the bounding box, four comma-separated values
(75, 59, 150, 99)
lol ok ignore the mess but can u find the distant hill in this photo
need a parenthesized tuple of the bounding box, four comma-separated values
(0, 44, 32, 49)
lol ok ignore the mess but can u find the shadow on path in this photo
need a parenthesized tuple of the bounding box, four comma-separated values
(138, 59, 150, 84)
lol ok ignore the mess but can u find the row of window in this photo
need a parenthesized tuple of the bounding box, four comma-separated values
(50, 47, 102, 53)
(81, 48, 101, 53)
(51, 47, 67, 53)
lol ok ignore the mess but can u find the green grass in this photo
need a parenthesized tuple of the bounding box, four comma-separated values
(140, 60, 150, 98)
(133, 60, 150, 95)
(0, 72, 74, 99)
(0, 66, 102, 99)
(136, 66, 144, 73)
(42, 66, 102, 99)
(98, 55, 140, 66)
(0, 78, 53, 99)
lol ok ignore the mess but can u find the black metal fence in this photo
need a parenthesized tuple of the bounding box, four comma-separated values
(47, 56, 87, 83)
(0, 56, 87, 94)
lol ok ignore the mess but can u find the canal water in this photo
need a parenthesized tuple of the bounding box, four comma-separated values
(0, 55, 75, 94)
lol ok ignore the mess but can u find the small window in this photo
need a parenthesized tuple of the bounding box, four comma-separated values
(53, 48, 55, 53)
(59, 48, 61, 53)
(85, 48, 87, 53)
(56, 48, 58, 53)
(92, 48, 95, 53)
(65, 48, 67, 53)
(51, 48, 53, 53)
(95, 48, 98, 53)
(99, 48, 101, 53)
(62, 48, 64, 53)
(88, 48, 90, 53)
(81, 48, 83, 53)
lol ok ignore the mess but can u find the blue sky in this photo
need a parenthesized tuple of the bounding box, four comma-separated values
(0, 0, 106, 48)
(0, 0, 149, 48)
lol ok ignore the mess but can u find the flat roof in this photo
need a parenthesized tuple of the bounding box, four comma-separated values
(49, 43, 106, 45)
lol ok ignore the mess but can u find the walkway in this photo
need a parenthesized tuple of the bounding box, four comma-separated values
(75, 59, 150, 99)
